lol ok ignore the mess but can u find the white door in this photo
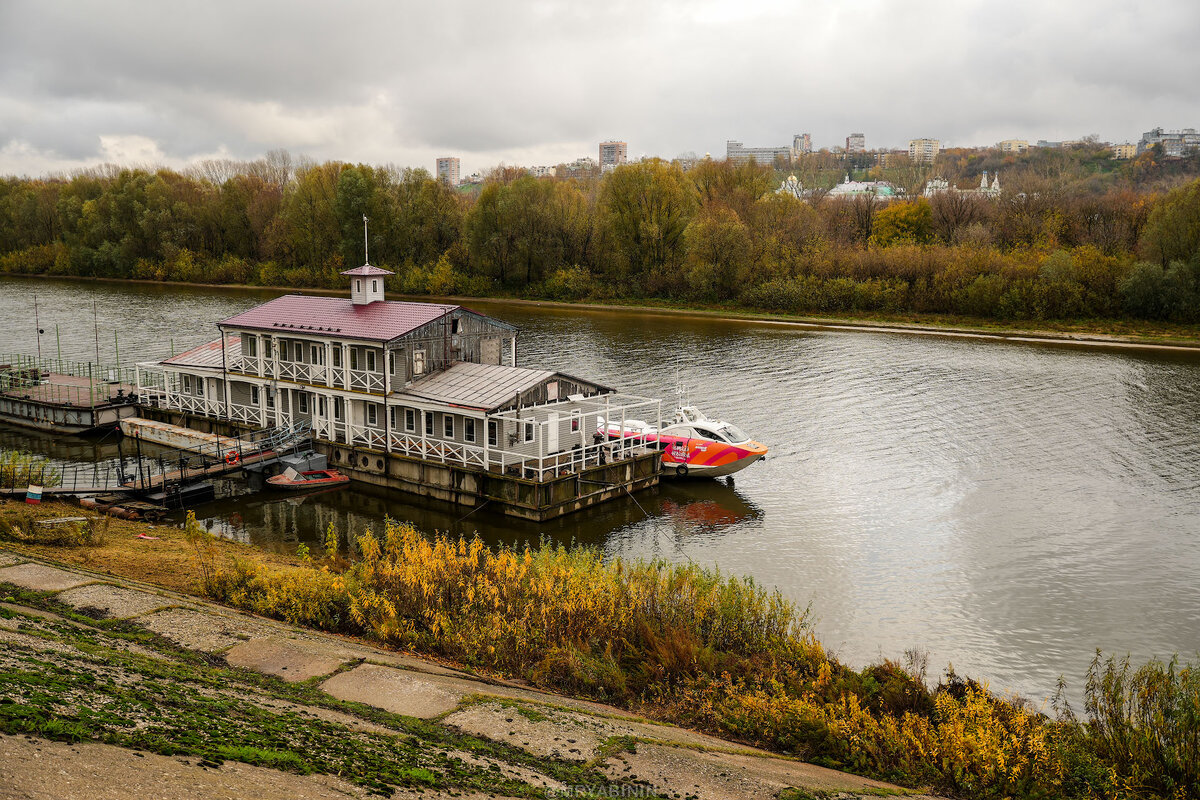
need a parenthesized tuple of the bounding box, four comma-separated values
(547, 412, 558, 453)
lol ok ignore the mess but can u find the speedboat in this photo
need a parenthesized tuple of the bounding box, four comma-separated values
(599, 405, 768, 479)
(266, 467, 350, 491)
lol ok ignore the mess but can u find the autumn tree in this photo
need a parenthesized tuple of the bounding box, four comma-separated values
(870, 199, 933, 247)
(598, 160, 696, 288)
(682, 204, 751, 300)
(1139, 178, 1200, 266)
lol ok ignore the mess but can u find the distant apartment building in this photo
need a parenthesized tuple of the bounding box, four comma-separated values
(435, 157, 460, 186)
(1036, 140, 1082, 149)
(793, 133, 813, 155)
(997, 139, 1030, 154)
(845, 133, 866, 153)
(1138, 127, 1200, 157)
(599, 141, 628, 170)
(908, 138, 940, 163)
(1111, 143, 1137, 160)
(527, 165, 555, 178)
(725, 140, 793, 165)
(557, 157, 599, 178)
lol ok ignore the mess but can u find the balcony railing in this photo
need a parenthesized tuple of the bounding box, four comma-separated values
(227, 356, 383, 394)
(228, 355, 262, 376)
(228, 403, 263, 425)
(347, 369, 385, 393)
(278, 360, 326, 384)
(387, 433, 489, 469)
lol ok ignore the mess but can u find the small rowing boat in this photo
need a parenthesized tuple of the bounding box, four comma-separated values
(266, 467, 350, 490)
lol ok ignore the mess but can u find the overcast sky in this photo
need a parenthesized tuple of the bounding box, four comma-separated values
(1, 0, 1197, 179)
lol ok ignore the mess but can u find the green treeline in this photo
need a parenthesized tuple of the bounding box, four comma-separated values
(3, 144, 1200, 324)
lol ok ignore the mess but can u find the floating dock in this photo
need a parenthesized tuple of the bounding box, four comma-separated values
(0, 354, 139, 434)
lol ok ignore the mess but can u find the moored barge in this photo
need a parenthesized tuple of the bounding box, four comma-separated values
(0, 356, 139, 434)
(132, 263, 664, 520)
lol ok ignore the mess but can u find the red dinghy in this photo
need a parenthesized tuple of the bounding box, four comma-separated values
(266, 467, 350, 491)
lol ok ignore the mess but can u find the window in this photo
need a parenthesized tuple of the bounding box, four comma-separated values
(388, 351, 395, 375)
(266, 388, 275, 409)
(452, 318, 460, 334)
(318, 396, 327, 416)
(405, 408, 416, 432)
(571, 412, 580, 432)
(487, 420, 498, 447)
(356, 279, 362, 294)
(251, 386, 260, 405)
(264, 338, 273, 359)
(464, 418, 476, 443)
(298, 393, 309, 414)
(444, 415, 454, 439)
(546, 380, 558, 401)
(181, 374, 191, 394)
(367, 403, 378, 426)
(366, 350, 376, 372)
(332, 347, 341, 368)
(424, 412, 435, 436)
(523, 420, 535, 443)
(333, 397, 344, 421)
(350, 348, 359, 371)
(245, 337, 257, 357)
(413, 349, 426, 375)
(311, 345, 323, 365)
(371, 279, 378, 293)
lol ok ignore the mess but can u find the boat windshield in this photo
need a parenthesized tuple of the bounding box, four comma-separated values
(718, 423, 751, 444)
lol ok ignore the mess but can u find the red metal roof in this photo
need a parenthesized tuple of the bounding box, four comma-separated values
(218, 295, 458, 342)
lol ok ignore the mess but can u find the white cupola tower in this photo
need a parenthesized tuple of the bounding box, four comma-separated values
(341, 264, 393, 305)
(341, 214, 393, 305)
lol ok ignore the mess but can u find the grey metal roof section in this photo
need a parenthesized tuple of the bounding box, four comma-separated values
(398, 362, 558, 411)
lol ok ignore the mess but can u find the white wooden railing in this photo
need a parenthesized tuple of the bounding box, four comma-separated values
(347, 369, 385, 393)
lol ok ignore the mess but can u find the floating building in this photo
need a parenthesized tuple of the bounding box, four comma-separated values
(136, 266, 661, 520)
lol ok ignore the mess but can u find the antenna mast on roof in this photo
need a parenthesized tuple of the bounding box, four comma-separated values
(362, 215, 370, 265)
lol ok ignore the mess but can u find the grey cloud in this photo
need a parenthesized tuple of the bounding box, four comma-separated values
(1, 0, 1198, 177)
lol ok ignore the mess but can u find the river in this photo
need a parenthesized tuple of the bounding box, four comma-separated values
(3, 274, 1199, 704)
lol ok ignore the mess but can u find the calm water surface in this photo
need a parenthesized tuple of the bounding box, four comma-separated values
(3, 275, 1200, 703)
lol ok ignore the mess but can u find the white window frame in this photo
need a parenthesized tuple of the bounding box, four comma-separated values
(523, 420, 535, 443)
(413, 349, 426, 376)
(488, 420, 498, 447)
(367, 403, 378, 426)
(464, 418, 476, 443)
(298, 392, 309, 413)
(444, 415, 454, 439)
(425, 412, 435, 436)
(405, 408, 416, 432)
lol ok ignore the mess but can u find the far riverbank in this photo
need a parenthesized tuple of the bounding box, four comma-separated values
(4, 270, 1200, 352)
